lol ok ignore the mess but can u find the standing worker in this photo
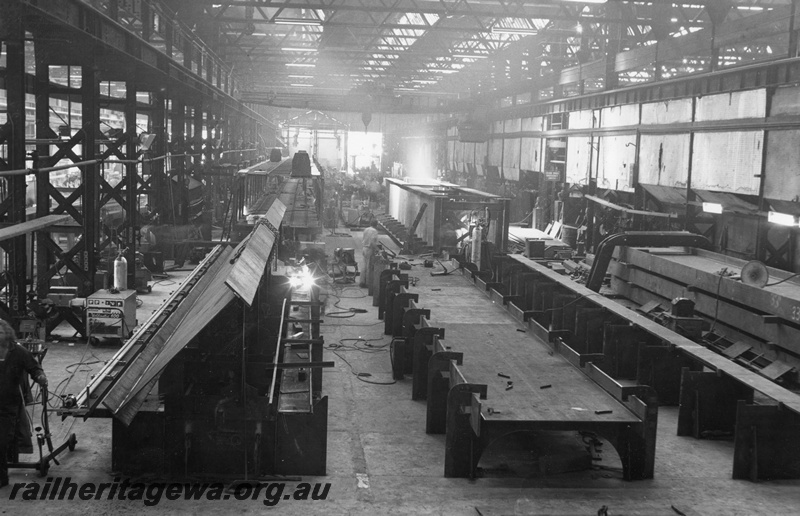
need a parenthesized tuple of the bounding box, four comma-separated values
(360, 220, 380, 289)
(0, 320, 48, 487)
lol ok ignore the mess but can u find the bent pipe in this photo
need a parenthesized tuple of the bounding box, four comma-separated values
(586, 231, 712, 293)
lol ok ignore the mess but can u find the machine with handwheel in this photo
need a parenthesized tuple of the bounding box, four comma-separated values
(8, 342, 77, 477)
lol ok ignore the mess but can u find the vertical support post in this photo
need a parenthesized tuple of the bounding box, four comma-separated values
(789, 0, 800, 58)
(125, 82, 138, 289)
(81, 65, 100, 296)
(4, 26, 29, 316)
(171, 96, 187, 224)
(684, 98, 697, 232)
(604, 2, 621, 91)
(150, 90, 166, 220)
(141, 0, 152, 43)
(34, 47, 51, 299)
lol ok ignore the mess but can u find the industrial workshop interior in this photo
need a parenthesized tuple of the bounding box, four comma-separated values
(2, 0, 800, 514)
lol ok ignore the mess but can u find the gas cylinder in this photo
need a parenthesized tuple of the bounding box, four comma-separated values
(113, 250, 128, 290)
(470, 226, 482, 270)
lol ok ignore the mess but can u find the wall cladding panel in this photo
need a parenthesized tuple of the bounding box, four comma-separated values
(475, 142, 488, 175)
(771, 84, 800, 116)
(601, 104, 638, 128)
(597, 134, 637, 192)
(641, 99, 693, 125)
(696, 89, 766, 121)
(522, 116, 544, 132)
(503, 138, 521, 181)
(566, 136, 591, 184)
(570, 109, 595, 130)
(691, 131, 763, 194)
(488, 138, 503, 166)
(521, 137, 543, 171)
(452, 140, 463, 164)
(505, 118, 522, 133)
(764, 130, 800, 201)
(638, 134, 690, 187)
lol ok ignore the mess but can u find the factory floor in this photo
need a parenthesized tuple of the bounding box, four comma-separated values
(6, 230, 800, 515)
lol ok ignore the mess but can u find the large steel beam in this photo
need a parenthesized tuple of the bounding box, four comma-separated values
(3, 22, 29, 317)
(81, 65, 100, 296)
(585, 231, 713, 292)
(34, 43, 52, 299)
(125, 83, 138, 288)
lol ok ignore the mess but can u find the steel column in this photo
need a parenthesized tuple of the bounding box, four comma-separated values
(81, 65, 100, 295)
(125, 83, 138, 288)
(34, 46, 51, 299)
(3, 27, 29, 317)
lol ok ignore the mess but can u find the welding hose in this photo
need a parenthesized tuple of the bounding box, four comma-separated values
(40, 386, 58, 462)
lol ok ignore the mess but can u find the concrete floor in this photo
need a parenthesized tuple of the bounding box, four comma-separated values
(5, 230, 800, 514)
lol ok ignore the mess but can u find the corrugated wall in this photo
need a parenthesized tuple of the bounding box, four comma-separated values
(641, 99, 692, 125)
(597, 135, 637, 191)
(566, 136, 591, 184)
(638, 134, 691, 187)
(764, 130, 800, 201)
(691, 131, 763, 194)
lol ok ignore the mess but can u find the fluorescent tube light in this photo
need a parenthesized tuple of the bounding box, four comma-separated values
(768, 211, 797, 226)
(491, 27, 538, 35)
(275, 19, 322, 26)
(702, 202, 723, 214)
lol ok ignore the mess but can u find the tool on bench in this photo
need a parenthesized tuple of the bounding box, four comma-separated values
(430, 260, 452, 276)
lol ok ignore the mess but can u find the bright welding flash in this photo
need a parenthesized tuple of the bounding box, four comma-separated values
(289, 274, 304, 288)
(301, 269, 316, 289)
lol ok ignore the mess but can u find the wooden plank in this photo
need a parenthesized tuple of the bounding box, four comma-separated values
(0, 214, 72, 241)
(509, 254, 800, 415)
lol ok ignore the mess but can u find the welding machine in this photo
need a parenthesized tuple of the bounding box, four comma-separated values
(86, 289, 137, 340)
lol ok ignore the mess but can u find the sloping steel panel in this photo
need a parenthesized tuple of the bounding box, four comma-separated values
(600, 104, 638, 128)
(691, 131, 763, 194)
(639, 184, 687, 207)
(266, 198, 287, 229)
(641, 99, 693, 125)
(597, 135, 637, 192)
(638, 134, 690, 187)
(764, 130, 800, 201)
(226, 224, 277, 306)
(694, 190, 758, 214)
(566, 136, 591, 185)
(102, 246, 237, 423)
(696, 89, 767, 121)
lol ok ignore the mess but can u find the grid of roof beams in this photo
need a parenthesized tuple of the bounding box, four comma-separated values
(187, 0, 793, 112)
